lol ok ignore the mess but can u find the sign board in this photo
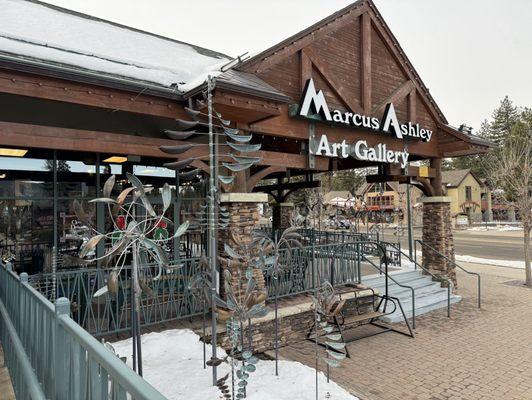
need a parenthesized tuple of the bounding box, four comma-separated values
(295, 78, 435, 169)
(456, 215, 469, 226)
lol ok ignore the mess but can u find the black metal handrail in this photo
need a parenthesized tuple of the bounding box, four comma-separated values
(415, 240, 481, 309)
(386, 241, 452, 319)
(359, 251, 417, 330)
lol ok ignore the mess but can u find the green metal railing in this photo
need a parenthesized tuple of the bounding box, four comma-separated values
(415, 240, 481, 309)
(29, 258, 203, 337)
(0, 262, 167, 399)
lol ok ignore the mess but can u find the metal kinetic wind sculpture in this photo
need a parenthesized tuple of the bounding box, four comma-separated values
(159, 75, 261, 384)
(311, 280, 347, 396)
(75, 173, 189, 375)
(254, 226, 303, 376)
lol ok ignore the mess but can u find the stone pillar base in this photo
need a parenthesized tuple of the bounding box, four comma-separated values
(421, 197, 457, 287)
(272, 202, 294, 231)
(218, 193, 268, 300)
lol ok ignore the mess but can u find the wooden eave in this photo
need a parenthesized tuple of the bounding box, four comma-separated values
(438, 124, 494, 157)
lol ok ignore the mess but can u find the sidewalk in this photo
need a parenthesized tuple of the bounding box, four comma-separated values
(0, 345, 16, 400)
(278, 263, 532, 400)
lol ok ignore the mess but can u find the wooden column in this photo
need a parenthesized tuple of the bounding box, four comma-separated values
(361, 12, 372, 113)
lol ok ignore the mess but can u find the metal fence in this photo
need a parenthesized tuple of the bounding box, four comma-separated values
(265, 242, 373, 299)
(25, 236, 400, 337)
(0, 262, 167, 400)
(29, 258, 204, 337)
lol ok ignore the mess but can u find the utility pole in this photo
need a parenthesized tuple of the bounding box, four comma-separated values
(207, 75, 218, 385)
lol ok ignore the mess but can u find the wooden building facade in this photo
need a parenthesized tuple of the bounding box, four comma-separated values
(0, 0, 491, 282)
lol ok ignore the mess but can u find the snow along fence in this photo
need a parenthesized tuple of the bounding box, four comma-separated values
(0, 262, 167, 400)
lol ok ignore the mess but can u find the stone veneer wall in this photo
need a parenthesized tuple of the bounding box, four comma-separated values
(272, 203, 294, 231)
(422, 198, 457, 287)
(206, 291, 375, 353)
(218, 194, 267, 300)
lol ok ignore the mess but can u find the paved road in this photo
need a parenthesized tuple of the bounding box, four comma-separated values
(380, 227, 525, 262)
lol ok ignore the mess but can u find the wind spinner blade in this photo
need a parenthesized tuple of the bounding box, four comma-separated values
(222, 161, 254, 172)
(178, 168, 201, 180)
(163, 158, 194, 171)
(226, 142, 261, 153)
(184, 107, 202, 121)
(160, 144, 194, 154)
(218, 175, 235, 185)
(165, 130, 197, 140)
(175, 119, 207, 131)
(224, 130, 252, 143)
(215, 111, 231, 126)
(230, 154, 261, 164)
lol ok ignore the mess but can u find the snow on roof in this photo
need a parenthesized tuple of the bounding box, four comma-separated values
(0, 0, 232, 92)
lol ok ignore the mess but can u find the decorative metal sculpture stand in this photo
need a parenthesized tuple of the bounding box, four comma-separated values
(159, 75, 262, 385)
(76, 174, 189, 376)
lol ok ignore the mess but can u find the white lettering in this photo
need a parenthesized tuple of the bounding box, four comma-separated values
(332, 110, 345, 123)
(298, 79, 332, 121)
(380, 103, 403, 139)
(314, 134, 332, 156)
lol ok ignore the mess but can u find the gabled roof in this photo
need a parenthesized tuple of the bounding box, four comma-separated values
(356, 182, 407, 196)
(237, 0, 448, 124)
(324, 191, 353, 202)
(441, 169, 484, 188)
(0, 0, 230, 92)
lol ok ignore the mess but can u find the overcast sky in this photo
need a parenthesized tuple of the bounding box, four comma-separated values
(43, 0, 531, 132)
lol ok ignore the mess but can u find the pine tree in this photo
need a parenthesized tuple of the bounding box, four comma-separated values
(486, 96, 519, 145)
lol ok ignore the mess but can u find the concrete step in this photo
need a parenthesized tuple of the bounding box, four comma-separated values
(360, 269, 462, 323)
(380, 293, 462, 323)
(361, 269, 421, 286)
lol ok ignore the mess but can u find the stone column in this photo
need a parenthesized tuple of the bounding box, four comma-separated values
(272, 202, 294, 231)
(218, 193, 268, 300)
(421, 196, 457, 287)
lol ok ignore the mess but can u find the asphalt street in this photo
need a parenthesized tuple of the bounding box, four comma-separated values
(381, 227, 525, 262)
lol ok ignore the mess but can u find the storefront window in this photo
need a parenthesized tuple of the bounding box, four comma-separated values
(0, 151, 186, 273)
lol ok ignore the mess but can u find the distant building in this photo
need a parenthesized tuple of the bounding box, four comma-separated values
(441, 169, 489, 224)
(354, 169, 499, 226)
(355, 182, 424, 224)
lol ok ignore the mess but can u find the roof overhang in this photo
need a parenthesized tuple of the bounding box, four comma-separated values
(438, 124, 495, 157)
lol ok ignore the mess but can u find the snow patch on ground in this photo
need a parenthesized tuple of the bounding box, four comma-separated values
(400, 251, 525, 270)
(467, 225, 522, 232)
(455, 255, 525, 269)
(112, 329, 358, 400)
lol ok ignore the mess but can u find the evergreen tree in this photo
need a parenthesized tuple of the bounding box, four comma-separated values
(485, 96, 519, 145)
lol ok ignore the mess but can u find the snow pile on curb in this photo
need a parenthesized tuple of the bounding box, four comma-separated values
(467, 225, 522, 232)
(401, 251, 524, 270)
(455, 255, 525, 269)
(112, 329, 357, 400)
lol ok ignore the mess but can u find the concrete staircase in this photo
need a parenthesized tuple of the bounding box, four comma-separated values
(361, 268, 462, 324)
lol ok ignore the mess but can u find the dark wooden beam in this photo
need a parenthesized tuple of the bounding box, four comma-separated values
(252, 179, 320, 194)
(247, 166, 286, 191)
(361, 12, 372, 113)
(304, 46, 363, 114)
(367, 8, 446, 124)
(300, 49, 312, 93)
(247, 4, 368, 74)
(372, 80, 415, 116)
(0, 120, 316, 170)
(408, 88, 417, 122)
(0, 69, 184, 119)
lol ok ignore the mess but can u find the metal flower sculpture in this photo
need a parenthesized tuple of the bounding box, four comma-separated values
(212, 263, 268, 400)
(75, 173, 189, 376)
(253, 226, 303, 375)
(311, 280, 347, 397)
(159, 75, 262, 384)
